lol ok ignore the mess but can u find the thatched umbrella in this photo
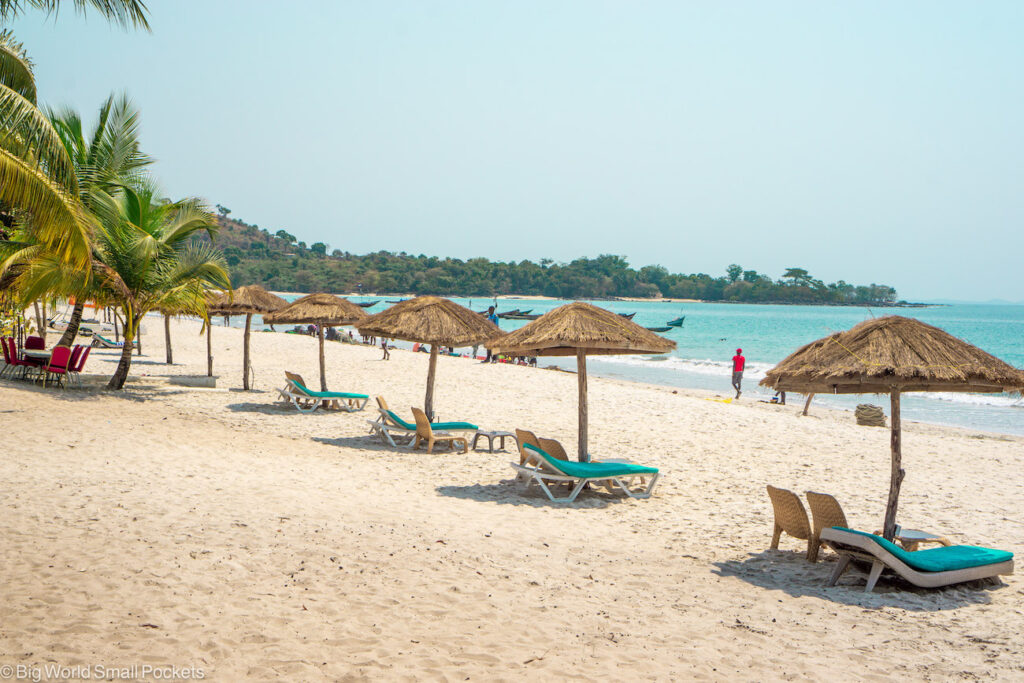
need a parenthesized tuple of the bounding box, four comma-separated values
(356, 296, 502, 420)
(210, 285, 287, 390)
(488, 302, 676, 462)
(264, 293, 368, 391)
(760, 315, 1024, 540)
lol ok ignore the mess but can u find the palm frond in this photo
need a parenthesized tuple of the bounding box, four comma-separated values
(0, 0, 151, 31)
(0, 83, 77, 193)
(0, 30, 36, 103)
(0, 146, 93, 268)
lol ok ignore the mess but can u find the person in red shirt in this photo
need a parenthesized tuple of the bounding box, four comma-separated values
(731, 348, 745, 398)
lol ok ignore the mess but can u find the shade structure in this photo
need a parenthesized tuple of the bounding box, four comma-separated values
(207, 285, 287, 390)
(760, 315, 1024, 540)
(263, 293, 368, 391)
(356, 296, 502, 419)
(488, 302, 676, 461)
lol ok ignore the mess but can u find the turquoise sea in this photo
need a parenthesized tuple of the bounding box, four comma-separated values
(266, 296, 1024, 436)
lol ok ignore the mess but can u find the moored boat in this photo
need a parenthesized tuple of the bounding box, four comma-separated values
(667, 316, 685, 327)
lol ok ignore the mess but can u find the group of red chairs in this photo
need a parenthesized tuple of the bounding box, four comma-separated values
(1, 335, 91, 388)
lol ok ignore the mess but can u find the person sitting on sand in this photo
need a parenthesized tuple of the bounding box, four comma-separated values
(731, 348, 745, 399)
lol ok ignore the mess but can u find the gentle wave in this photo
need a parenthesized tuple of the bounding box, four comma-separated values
(592, 355, 1024, 408)
(593, 354, 773, 380)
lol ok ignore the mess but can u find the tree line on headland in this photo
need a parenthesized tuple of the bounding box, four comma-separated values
(211, 211, 901, 305)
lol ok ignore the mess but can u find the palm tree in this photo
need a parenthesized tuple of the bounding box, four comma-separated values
(46, 94, 152, 344)
(93, 180, 229, 389)
(0, 0, 149, 29)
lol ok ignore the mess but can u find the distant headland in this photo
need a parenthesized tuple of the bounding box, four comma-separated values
(208, 210, 916, 307)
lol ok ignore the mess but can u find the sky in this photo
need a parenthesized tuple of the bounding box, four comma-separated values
(8, 1, 1024, 301)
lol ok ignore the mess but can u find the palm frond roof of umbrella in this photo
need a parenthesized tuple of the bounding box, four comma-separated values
(487, 302, 676, 356)
(761, 316, 1024, 394)
(263, 293, 369, 325)
(208, 284, 287, 315)
(356, 295, 501, 346)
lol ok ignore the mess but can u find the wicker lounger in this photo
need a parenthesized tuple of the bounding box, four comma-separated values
(820, 527, 1014, 592)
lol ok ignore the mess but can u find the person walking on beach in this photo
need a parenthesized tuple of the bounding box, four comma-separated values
(483, 306, 499, 363)
(381, 337, 390, 361)
(731, 348, 745, 399)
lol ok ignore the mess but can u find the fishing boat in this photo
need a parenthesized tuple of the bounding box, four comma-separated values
(666, 316, 686, 327)
(385, 299, 407, 304)
(503, 313, 541, 320)
(646, 326, 672, 333)
(618, 312, 636, 320)
(496, 309, 522, 318)
(356, 300, 380, 308)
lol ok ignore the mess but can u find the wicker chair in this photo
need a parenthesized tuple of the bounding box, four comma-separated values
(805, 491, 848, 563)
(766, 485, 813, 560)
(515, 429, 542, 466)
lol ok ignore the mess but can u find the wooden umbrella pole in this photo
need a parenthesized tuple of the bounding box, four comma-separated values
(425, 344, 439, 420)
(883, 388, 905, 540)
(577, 349, 588, 462)
(206, 321, 213, 377)
(318, 324, 327, 391)
(802, 393, 814, 416)
(242, 312, 252, 390)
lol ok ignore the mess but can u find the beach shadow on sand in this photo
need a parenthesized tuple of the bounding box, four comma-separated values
(312, 436, 395, 452)
(226, 401, 295, 415)
(711, 550, 1007, 611)
(436, 482, 631, 509)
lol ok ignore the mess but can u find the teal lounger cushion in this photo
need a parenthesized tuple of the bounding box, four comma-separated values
(385, 410, 477, 431)
(523, 443, 658, 478)
(834, 527, 1013, 573)
(293, 382, 368, 400)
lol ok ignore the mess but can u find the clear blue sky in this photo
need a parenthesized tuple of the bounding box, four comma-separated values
(9, 1, 1024, 301)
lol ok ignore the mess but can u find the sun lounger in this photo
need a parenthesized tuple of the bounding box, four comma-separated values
(512, 442, 660, 503)
(278, 372, 368, 413)
(90, 334, 123, 348)
(819, 527, 1014, 592)
(766, 485, 814, 560)
(367, 396, 478, 447)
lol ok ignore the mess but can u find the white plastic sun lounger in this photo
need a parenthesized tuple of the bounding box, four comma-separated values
(511, 443, 661, 503)
(820, 527, 1014, 592)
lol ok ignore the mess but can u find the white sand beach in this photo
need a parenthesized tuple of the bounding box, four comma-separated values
(1, 316, 1022, 680)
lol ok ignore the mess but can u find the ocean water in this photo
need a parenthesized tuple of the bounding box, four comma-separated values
(261, 296, 1024, 436)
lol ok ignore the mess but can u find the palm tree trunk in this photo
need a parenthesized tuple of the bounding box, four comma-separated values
(57, 301, 85, 346)
(107, 322, 136, 390)
(206, 321, 213, 377)
(136, 316, 142, 355)
(32, 301, 46, 342)
(164, 314, 173, 364)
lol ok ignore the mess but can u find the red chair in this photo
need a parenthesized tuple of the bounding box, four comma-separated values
(2, 338, 34, 380)
(69, 345, 90, 388)
(25, 335, 45, 350)
(0, 337, 15, 378)
(43, 345, 72, 388)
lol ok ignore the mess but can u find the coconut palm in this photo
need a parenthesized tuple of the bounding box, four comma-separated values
(0, 0, 149, 29)
(91, 181, 229, 389)
(46, 94, 152, 343)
